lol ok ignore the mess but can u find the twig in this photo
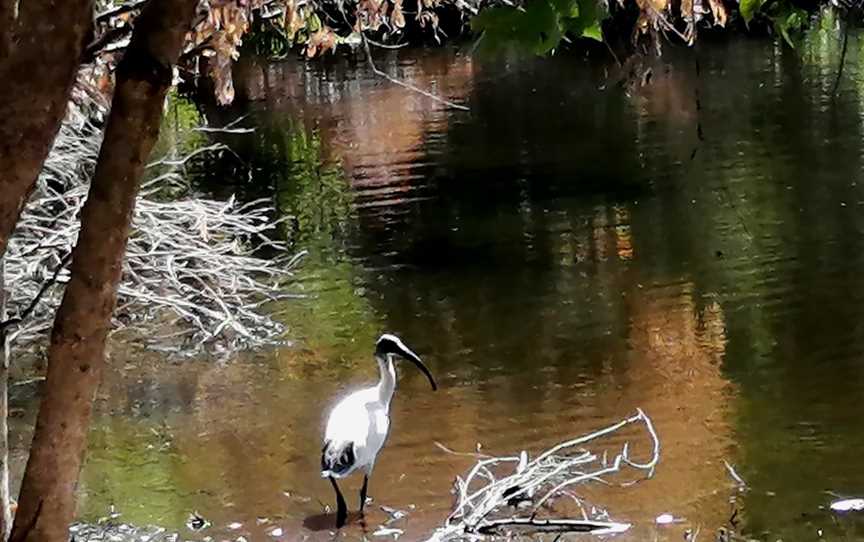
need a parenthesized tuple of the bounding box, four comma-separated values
(360, 33, 469, 111)
(194, 115, 255, 134)
(475, 517, 630, 535)
(0, 251, 72, 335)
(194, 126, 255, 134)
(94, 0, 149, 25)
(832, 16, 850, 96)
(646, 2, 691, 44)
(723, 460, 746, 488)
(10, 377, 46, 388)
(365, 36, 410, 49)
(434, 441, 494, 459)
(146, 143, 227, 169)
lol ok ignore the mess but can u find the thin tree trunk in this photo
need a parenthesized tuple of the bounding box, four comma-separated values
(9, 1, 198, 540)
(0, 257, 10, 542)
(0, 0, 93, 257)
(0, 1, 15, 59)
(0, 3, 93, 540)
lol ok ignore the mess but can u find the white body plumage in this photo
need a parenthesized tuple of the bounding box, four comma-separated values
(321, 355, 396, 478)
(319, 334, 437, 529)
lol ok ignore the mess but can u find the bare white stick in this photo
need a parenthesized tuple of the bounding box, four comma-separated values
(723, 459, 747, 488)
(426, 409, 661, 541)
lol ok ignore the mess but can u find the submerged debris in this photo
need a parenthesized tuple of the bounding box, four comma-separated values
(186, 512, 210, 531)
(425, 409, 660, 541)
(723, 459, 747, 490)
(373, 526, 405, 539)
(830, 498, 864, 512)
(655, 513, 676, 524)
(69, 522, 179, 542)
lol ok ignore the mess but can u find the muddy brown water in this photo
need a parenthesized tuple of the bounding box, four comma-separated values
(13, 28, 864, 542)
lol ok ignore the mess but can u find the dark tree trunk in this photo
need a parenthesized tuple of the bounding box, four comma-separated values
(0, 257, 9, 542)
(0, 4, 93, 540)
(9, 1, 199, 540)
(0, 0, 15, 59)
(0, 0, 94, 257)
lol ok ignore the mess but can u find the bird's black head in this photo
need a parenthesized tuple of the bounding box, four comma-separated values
(375, 334, 437, 391)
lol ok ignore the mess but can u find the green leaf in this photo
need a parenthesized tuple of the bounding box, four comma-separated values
(523, 0, 562, 54)
(581, 20, 603, 41)
(470, 5, 520, 34)
(560, 0, 605, 41)
(577, 0, 601, 25)
(471, 0, 563, 55)
(770, 5, 807, 48)
(739, 0, 765, 24)
(471, 0, 607, 53)
(550, 0, 580, 19)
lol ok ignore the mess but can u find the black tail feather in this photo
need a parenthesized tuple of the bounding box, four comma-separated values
(322, 439, 356, 476)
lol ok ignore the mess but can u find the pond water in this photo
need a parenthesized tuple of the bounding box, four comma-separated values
(15, 26, 864, 542)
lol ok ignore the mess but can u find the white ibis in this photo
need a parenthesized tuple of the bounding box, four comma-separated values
(320, 333, 437, 528)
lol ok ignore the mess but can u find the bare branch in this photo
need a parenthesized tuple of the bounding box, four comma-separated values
(6, 115, 305, 360)
(94, 0, 149, 24)
(0, 251, 72, 335)
(360, 32, 469, 112)
(426, 409, 660, 541)
(476, 517, 631, 535)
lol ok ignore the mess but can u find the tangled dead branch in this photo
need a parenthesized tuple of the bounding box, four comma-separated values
(4, 116, 303, 359)
(426, 409, 660, 541)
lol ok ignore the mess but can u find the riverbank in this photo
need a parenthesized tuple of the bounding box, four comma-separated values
(84, 0, 852, 111)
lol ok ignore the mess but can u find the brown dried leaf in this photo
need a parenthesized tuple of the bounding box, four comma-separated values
(633, 10, 651, 35)
(390, 0, 406, 29)
(284, 0, 306, 40)
(635, 0, 668, 15)
(358, 0, 387, 30)
(209, 31, 237, 105)
(680, 0, 693, 22)
(708, 0, 727, 26)
(418, 10, 438, 29)
(306, 28, 338, 58)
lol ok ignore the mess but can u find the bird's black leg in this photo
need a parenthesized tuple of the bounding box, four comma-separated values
(359, 475, 369, 514)
(329, 476, 347, 528)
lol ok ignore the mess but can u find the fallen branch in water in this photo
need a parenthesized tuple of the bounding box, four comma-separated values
(360, 32, 469, 112)
(425, 408, 660, 541)
(475, 517, 631, 535)
(723, 459, 747, 490)
(6, 116, 303, 358)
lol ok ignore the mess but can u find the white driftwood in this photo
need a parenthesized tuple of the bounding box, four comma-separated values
(426, 409, 660, 541)
(5, 118, 303, 358)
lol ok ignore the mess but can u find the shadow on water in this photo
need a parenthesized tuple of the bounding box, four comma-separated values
(301, 512, 363, 532)
(11, 23, 864, 542)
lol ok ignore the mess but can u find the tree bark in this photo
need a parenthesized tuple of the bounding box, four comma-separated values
(0, 257, 10, 542)
(0, 0, 94, 257)
(0, 8, 93, 536)
(9, 1, 199, 541)
(0, 0, 16, 59)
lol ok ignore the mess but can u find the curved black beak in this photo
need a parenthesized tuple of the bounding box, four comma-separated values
(377, 334, 438, 391)
(398, 345, 438, 391)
